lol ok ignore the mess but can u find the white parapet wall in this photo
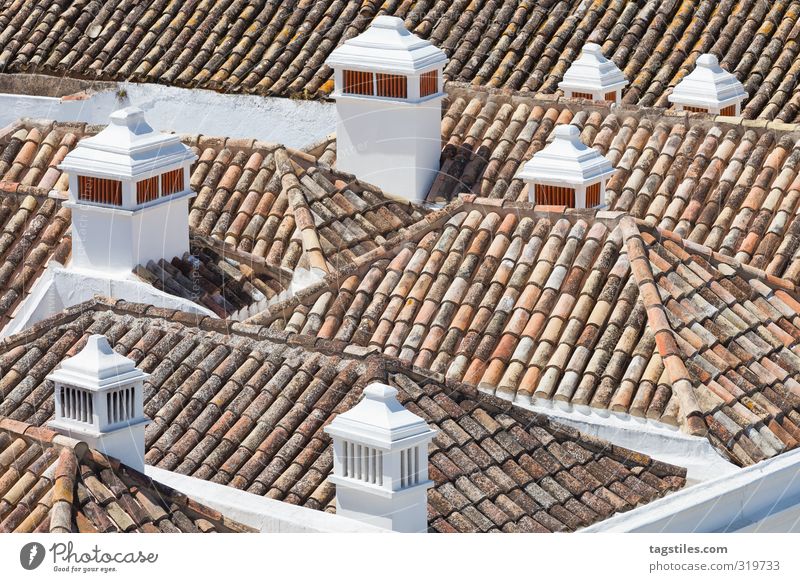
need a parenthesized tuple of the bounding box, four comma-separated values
(0, 81, 335, 148)
(584, 447, 800, 533)
(146, 466, 388, 533)
(514, 396, 739, 484)
(1, 264, 215, 338)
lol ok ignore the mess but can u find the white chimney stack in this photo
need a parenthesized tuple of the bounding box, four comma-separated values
(324, 382, 436, 532)
(517, 124, 615, 208)
(558, 43, 628, 104)
(325, 15, 448, 204)
(668, 53, 747, 115)
(47, 334, 150, 472)
(58, 106, 197, 275)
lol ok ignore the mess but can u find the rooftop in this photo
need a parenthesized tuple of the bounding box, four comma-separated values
(0, 417, 253, 532)
(6, 85, 800, 332)
(2, 6, 800, 533)
(247, 194, 800, 467)
(0, 1, 797, 121)
(0, 297, 687, 532)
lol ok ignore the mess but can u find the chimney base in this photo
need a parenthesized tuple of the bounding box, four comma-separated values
(48, 418, 149, 473)
(332, 480, 432, 533)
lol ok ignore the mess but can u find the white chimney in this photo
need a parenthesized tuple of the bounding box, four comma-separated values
(47, 334, 150, 472)
(517, 124, 615, 208)
(58, 106, 197, 275)
(668, 53, 748, 115)
(325, 15, 448, 204)
(558, 43, 628, 104)
(324, 382, 436, 532)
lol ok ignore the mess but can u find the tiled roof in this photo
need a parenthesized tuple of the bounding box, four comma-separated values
(248, 196, 800, 466)
(0, 193, 71, 330)
(624, 218, 800, 466)
(429, 90, 800, 285)
(0, 297, 686, 532)
(133, 235, 292, 319)
(250, 202, 652, 411)
(2, 2, 800, 120)
(0, 418, 253, 532)
(0, 120, 426, 324)
(10, 88, 800, 293)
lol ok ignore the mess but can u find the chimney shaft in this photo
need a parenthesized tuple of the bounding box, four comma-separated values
(47, 334, 150, 472)
(324, 382, 436, 532)
(325, 16, 449, 204)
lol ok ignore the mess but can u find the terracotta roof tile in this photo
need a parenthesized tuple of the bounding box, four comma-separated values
(249, 189, 800, 467)
(0, 419, 252, 533)
(0, 2, 796, 121)
(0, 298, 686, 532)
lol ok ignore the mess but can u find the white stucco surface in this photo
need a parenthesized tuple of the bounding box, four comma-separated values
(1, 265, 214, 338)
(516, 396, 739, 484)
(0, 82, 335, 148)
(146, 465, 388, 533)
(335, 95, 443, 203)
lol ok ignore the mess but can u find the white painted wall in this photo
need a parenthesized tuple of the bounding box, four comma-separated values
(1, 265, 215, 338)
(0, 83, 336, 148)
(68, 195, 191, 275)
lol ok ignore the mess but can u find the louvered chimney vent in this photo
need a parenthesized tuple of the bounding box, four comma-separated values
(47, 334, 150, 472)
(325, 382, 436, 532)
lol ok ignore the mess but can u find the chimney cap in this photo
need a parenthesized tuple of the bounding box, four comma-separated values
(325, 382, 436, 448)
(47, 334, 149, 392)
(517, 124, 615, 187)
(108, 106, 148, 129)
(325, 16, 447, 75)
(668, 52, 748, 109)
(372, 15, 406, 31)
(559, 43, 628, 94)
(59, 106, 197, 180)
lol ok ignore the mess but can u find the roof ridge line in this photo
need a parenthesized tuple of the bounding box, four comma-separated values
(619, 216, 707, 437)
(460, 193, 627, 225)
(244, 198, 465, 326)
(0, 297, 105, 351)
(444, 82, 800, 136)
(274, 147, 329, 275)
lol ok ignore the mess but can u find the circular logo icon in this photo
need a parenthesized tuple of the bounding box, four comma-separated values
(20, 542, 45, 570)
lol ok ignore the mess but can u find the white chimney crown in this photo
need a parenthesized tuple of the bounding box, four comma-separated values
(559, 43, 628, 103)
(60, 107, 196, 180)
(47, 335, 150, 472)
(58, 106, 198, 274)
(326, 15, 447, 78)
(668, 53, 748, 115)
(517, 125, 615, 208)
(325, 382, 437, 532)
